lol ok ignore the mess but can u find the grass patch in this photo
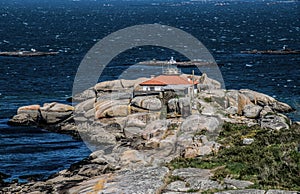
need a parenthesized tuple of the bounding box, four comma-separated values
(167, 122, 300, 191)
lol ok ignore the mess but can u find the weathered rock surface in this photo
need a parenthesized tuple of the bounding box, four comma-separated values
(8, 113, 37, 126)
(72, 87, 96, 102)
(8, 102, 74, 126)
(40, 102, 74, 124)
(260, 114, 290, 130)
(67, 167, 168, 194)
(224, 178, 254, 189)
(131, 96, 162, 111)
(181, 114, 220, 133)
(5, 75, 297, 193)
(243, 104, 263, 118)
(197, 73, 222, 90)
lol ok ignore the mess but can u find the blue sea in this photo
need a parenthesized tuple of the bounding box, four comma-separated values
(0, 0, 299, 182)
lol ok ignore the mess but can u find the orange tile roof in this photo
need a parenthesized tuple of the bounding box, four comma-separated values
(140, 75, 198, 86)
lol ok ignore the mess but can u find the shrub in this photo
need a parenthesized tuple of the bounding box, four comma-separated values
(167, 123, 300, 190)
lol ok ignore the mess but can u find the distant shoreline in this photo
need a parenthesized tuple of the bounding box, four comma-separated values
(0, 51, 59, 57)
(137, 60, 224, 67)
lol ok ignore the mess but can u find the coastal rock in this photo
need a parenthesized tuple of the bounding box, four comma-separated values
(84, 108, 96, 119)
(102, 105, 129, 118)
(40, 103, 74, 124)
(125, 118, 146, 129)
(80, 125, 117, 145)
(94, 80, 123, 92)
(121, 77, 149, 88)
(243, 104, 263, 118)
(165, 180, 190, 192)
(266, 190, 299, 194)
(95, 100, 130, 119)
(68, 167, 168, 194)
(96, 92, 132, 102)
(180, 115, 220, 133)
(226, 90, 239, 107)
(125, 113, 159, 128)
(181, 139, 221, 158)
(94, 78, 148, 92)
(185, 178, 223, 191)
(237, 93, 252, 115)
(8, 113, 37, 126)
(260, 114, 290, 130)
(272, 101, 294, 113)
(17, 105, 41, 121)
(120, 149, 150, 166)
(163, 168, 227, 192)
(224, 178, 254, 189)
(240, 89, 293, 112)
(72, 88, 96, 102)
(240, 89, 275, 106)
(184, 143, 212, 158)
(259, 105, 274, 117)
(75, 98, 95, 113)
(124, 127, 143, 138)
(131, 96, 162, 111)
(142, 120, 169, 140)
(197, 73, 221, 90)
(226, 106, 238, 115)
(215, 189, 266, 194)
(172, 168, 212, 179)
(40, 102, 74, 112)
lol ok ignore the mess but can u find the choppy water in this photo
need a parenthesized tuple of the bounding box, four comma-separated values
(0, 0, 299, 182)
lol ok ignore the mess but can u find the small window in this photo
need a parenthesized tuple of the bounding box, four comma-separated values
(150, 87, 155, 91)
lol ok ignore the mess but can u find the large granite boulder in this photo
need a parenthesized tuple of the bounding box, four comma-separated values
(40, 102, 74, 124)
(240, 89, 293, 112)
(17, 104, 41, 121)
(8, 113, 37, 126)
(142, 120, 169, 140)
(75, 98, 95, 113)
(243, 104, 263, 119)
(180, 114, 220, 133)
(95, 99, 130, 119)
(94, 78, 148, 92)
(260, 114, 290, 130)
(131, 96, 162, 111)
(67, 167, 168, 194)
(72, 87, 96, 102)
(121, 78, 149, 88)
(94, 80, 123, 92)
(197, 73, 221, 90)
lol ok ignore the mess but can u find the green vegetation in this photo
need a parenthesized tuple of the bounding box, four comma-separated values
(165, 175, 184, 185)
(167, 122, 300, 191)
(203, 97, 212, 103)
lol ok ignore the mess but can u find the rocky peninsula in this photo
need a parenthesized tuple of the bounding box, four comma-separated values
(2, 73, 299, 194)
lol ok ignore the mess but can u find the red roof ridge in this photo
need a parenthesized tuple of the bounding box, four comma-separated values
(140, 74, 198, 86)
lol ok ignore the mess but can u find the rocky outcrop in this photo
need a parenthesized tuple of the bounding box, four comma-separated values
(243, 104, 263, 119)
(68, 167, 169, 194)
(94, 78, 148, 92)
(5, 75, 297, 193)
(8, 102, 74, 126)
(40, 102, 74, 124)
(197, 73, 222, 90)
(240, 89, 294, 113)
(260, 114, 291, 130)
(131, 96, 162, 111)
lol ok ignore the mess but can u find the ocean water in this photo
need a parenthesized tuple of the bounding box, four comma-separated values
(0, 0, 299, 182)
